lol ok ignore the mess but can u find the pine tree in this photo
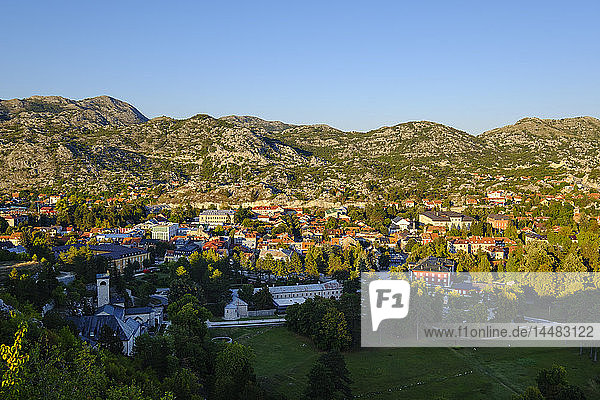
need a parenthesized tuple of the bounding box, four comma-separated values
(305, 351, 352, 400)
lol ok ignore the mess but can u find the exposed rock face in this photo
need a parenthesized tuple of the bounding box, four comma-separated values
(0, 95, 599, 201)
(479, 116, 600, 169)
(0, 95, 148, 128)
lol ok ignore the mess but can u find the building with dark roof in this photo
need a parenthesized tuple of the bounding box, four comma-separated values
(408, 256, 455, 287)
(164, 240, 202, 263)
(53, 243, 149, 272)
(419, 211, 474, 230)
(72, 273, 164, 356)
(75, 314, 141, 355)
(388, 252, 408, 269)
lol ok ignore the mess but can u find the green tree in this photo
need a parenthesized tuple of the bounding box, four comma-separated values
(305, 351, 352, 400)
(133, 334, 174, 378)
(514, 386, 544, 400)
(327, 254, 343, 275)
(238, 284, 254, 304)
(289, 251, 303, 275)
(305, 254, 319, 277)
(559, 249, 587, 272)
(213, 343, 261, 400)
(252, 287, 274, 310)
(536, 365, 568, 400)
(316, 307, 351, 351)
(477, 253, 492, 272)
(0, 217, 8, 234)
(162, 368, 202, 400)
(504, 223, 519, 242)
(169, 301, 211, 339)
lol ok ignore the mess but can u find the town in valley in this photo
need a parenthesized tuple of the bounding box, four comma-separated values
(1, 179, 599, 398)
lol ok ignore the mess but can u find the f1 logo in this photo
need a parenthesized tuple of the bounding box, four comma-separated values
(369, 280, 410, 331)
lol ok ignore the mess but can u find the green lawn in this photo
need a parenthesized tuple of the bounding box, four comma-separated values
(210, 327, 600, 399)
(211, 327, 319, 398)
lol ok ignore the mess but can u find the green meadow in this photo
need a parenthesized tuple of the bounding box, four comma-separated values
(210, 327, 600, 399)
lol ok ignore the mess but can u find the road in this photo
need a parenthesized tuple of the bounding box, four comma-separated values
(206, 318, 286, 328)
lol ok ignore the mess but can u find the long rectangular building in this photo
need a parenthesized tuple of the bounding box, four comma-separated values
(54, 243, 150, 271)
(255, 280, 343, 312)
(419, 211, 474, 230)
(196, 210, 235, 226)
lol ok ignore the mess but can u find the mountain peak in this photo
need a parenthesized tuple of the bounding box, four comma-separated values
(219, 115, 295, 133)
(0, 95, 148, 127)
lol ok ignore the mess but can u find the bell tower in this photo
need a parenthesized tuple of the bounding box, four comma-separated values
(96, 272, 110, 308)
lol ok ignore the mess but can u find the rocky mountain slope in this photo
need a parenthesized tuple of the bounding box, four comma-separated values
(0, 95, 598, 202)
(0, 95, 148, 128)
(479, 117, 600, 170)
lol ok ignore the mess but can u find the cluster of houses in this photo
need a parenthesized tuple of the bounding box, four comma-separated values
(4, 186, 600, 355)
(41, 197, 587, 279)
(446, 236, 518, 260)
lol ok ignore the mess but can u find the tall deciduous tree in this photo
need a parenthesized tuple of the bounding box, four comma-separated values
(213, 343, 261, 400)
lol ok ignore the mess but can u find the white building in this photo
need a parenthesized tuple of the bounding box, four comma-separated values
(151, 223, 179, 241)
(223, 289, 249, 320)
(49, 195, 62, 205)
(325, 206, 348, 219)
(256, 280, 343, 312)
(419, 211, 474, 230)
(196, 210, 236, 226)
(389, 217, 413, 233)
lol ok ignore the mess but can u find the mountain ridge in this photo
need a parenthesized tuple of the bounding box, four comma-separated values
(0, 95, 148, 128)
(1, 95, 599, 201)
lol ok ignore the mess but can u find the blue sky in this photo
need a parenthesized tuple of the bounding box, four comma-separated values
(1, 1, 598, 134)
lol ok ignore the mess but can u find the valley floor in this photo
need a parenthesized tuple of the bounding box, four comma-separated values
(210, 326, 600, 399)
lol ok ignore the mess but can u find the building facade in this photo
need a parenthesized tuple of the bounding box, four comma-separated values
(419, 211, 474, 230)
(256, 280, 343, 312)
(486, 214, 511, 230)
(408, 256, 455, 287)
(54, 243, 150, 272)
(151, 223, 179, 241)
(97, 273, 110, 308)
(196, 210, 236, 226)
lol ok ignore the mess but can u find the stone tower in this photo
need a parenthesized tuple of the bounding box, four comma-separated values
(96, 272, 110, 308)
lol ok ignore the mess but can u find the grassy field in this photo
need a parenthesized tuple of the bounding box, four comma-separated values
(0, 260, 39, 278)
(210, 327, 600, 399)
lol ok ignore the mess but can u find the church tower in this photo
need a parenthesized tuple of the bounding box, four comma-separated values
(96, 272, 110, 308)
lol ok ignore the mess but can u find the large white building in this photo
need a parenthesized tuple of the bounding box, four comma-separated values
(388, 217, 414, 233)
(255, 280, 343, 312)
(151, 223, 179, 241)
(196, 210, 236, 226)
(419, 211, 474, 230)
